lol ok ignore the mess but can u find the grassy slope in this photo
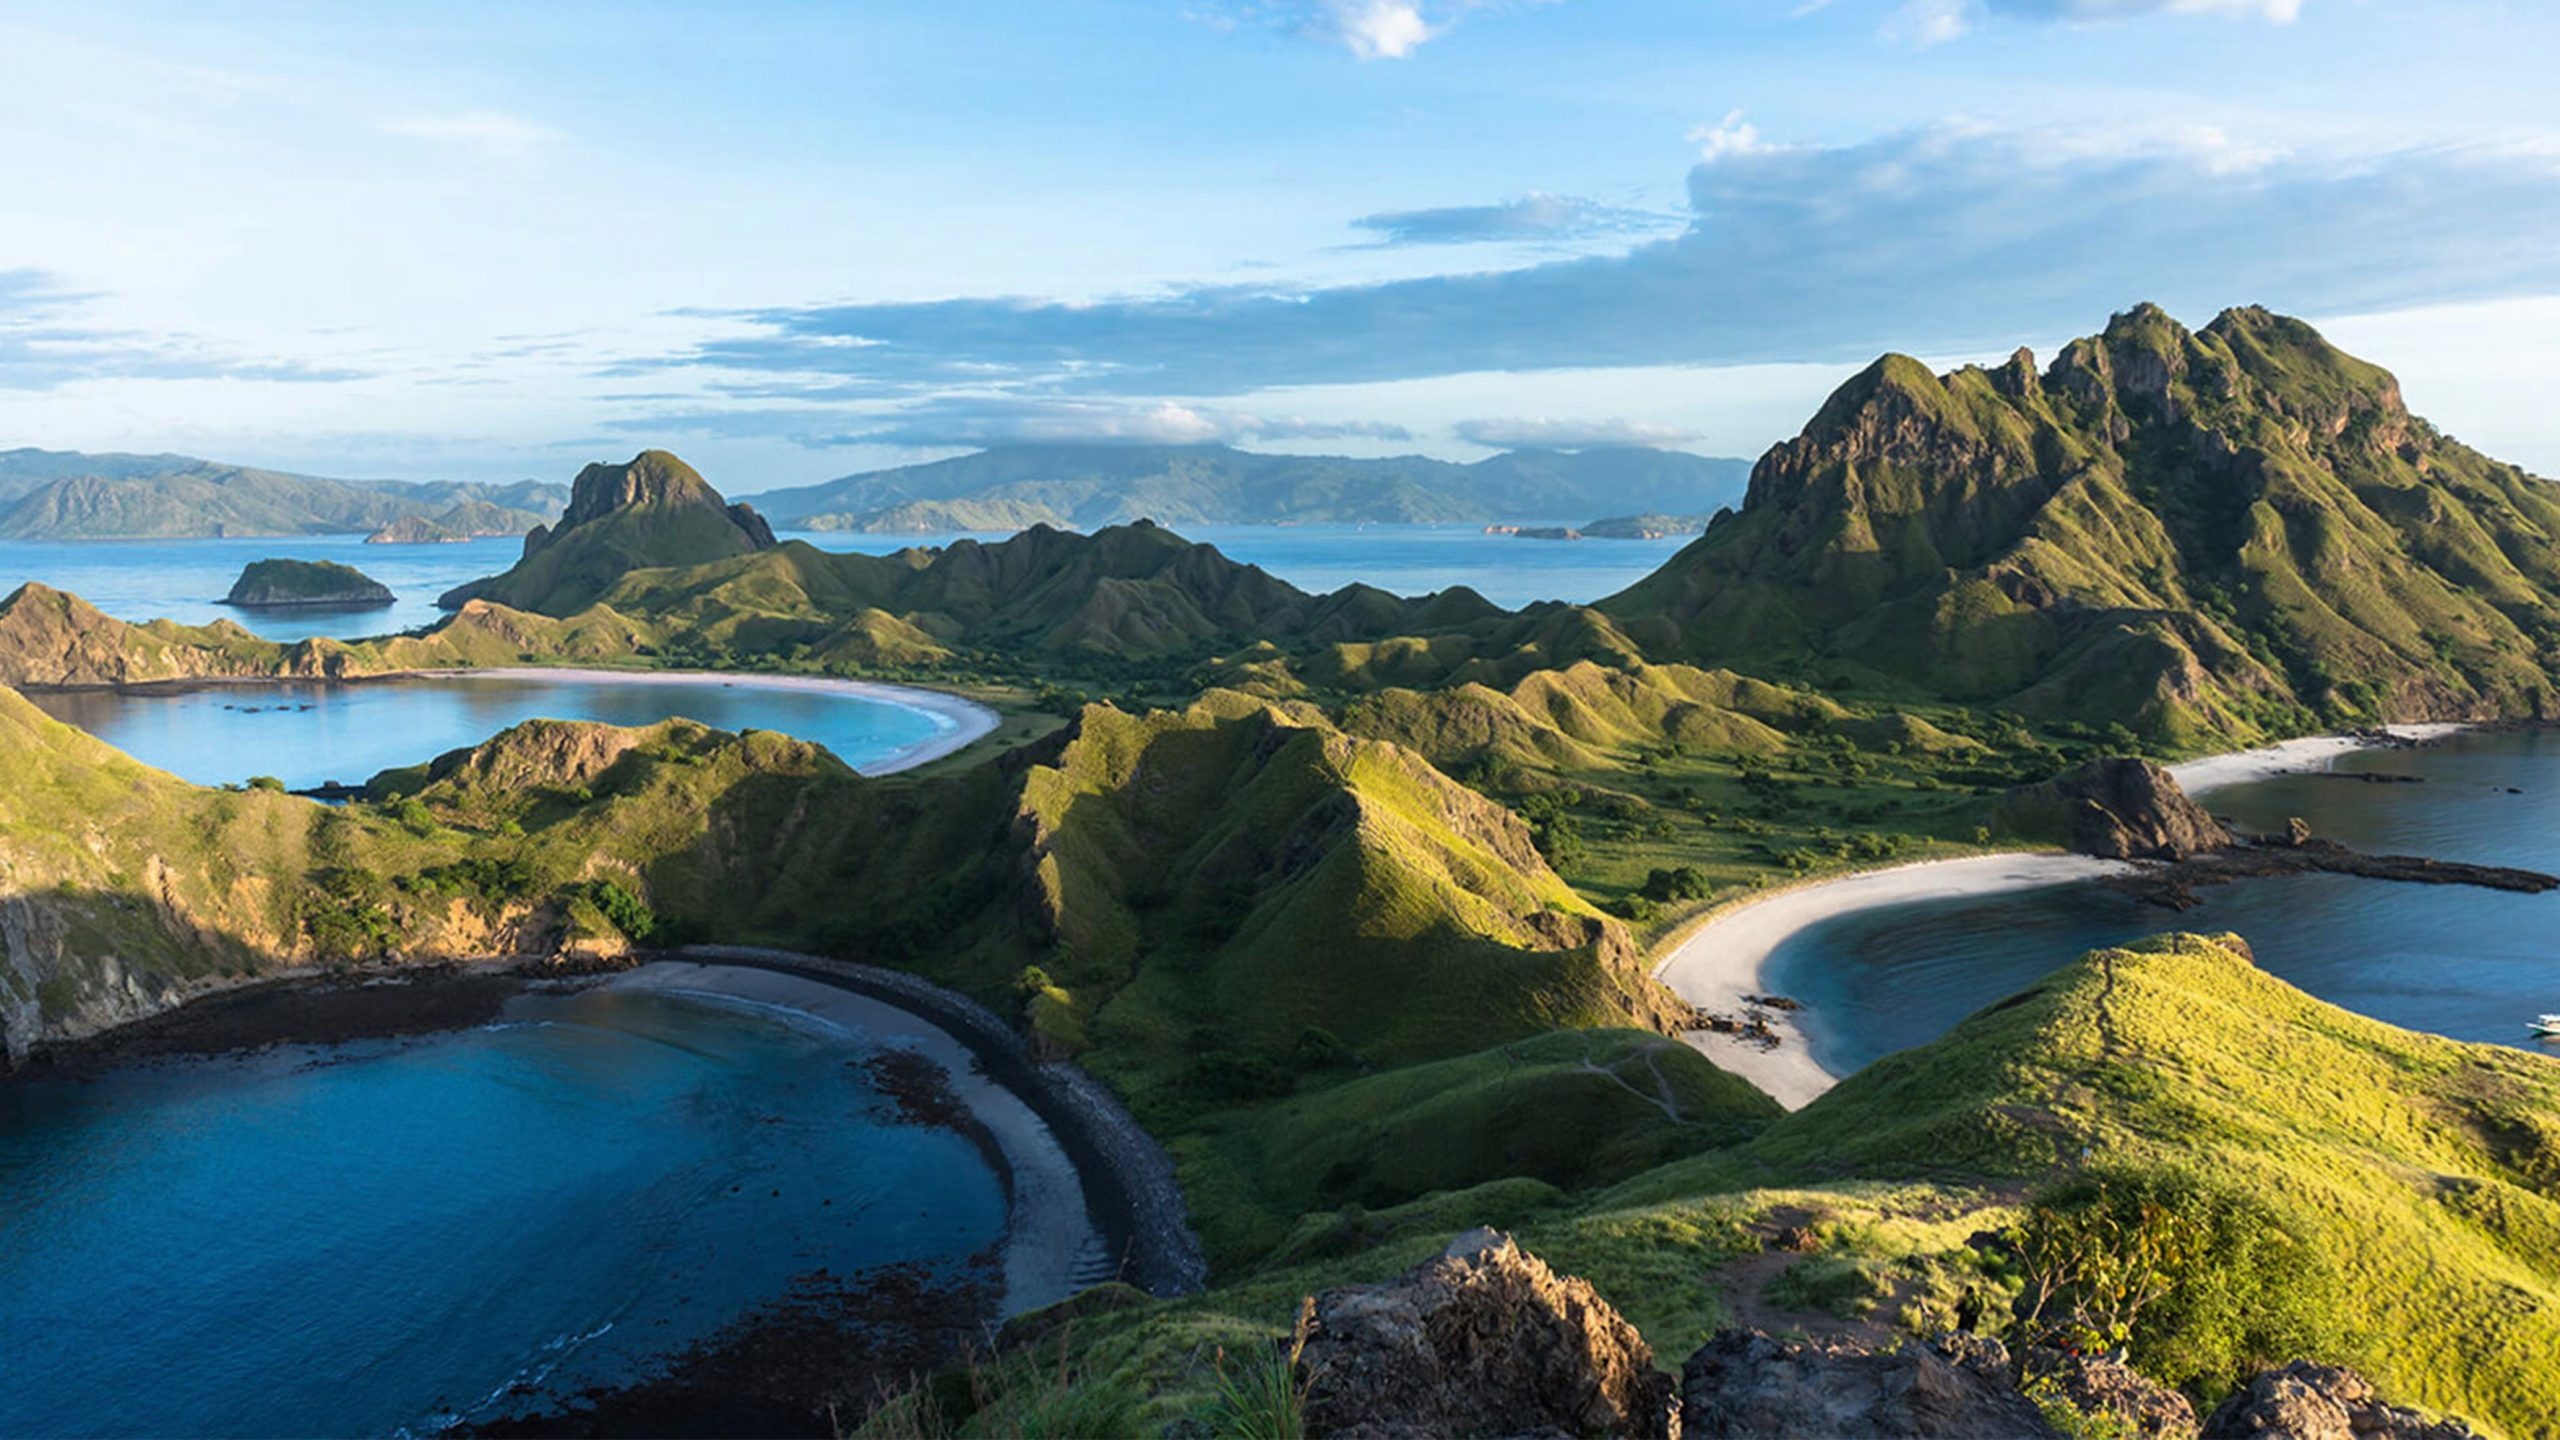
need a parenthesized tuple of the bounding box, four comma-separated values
(978, 936, 2558, 1438)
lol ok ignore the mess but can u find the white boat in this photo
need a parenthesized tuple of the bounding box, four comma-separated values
(2533, 1014, 2560, 1038)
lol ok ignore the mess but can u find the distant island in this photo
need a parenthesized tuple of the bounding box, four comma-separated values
(221, 558, 394, 609)
(744, 442, 1750, 531)
(1489, 512, 1713, 541)
(0, 448, 563, 540)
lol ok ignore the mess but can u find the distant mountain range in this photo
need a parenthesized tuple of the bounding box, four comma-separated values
(0, 448, 565, 540)
(744, 443, 1751, 531)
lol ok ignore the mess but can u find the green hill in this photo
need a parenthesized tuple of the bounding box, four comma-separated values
(438, 450, 780, 614)
(942, 935, 2559, 1437)
(748, 443, 1749, 531)
(1604, 304, 2560, 747)
(0, 448, 559, 539)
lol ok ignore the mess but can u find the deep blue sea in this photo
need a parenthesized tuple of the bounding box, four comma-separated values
(0, 984, 1006, 1439)
(25, 672, 952, 789)
(0, 522, 1679, 643)
(1769, 728, 2560, 1074)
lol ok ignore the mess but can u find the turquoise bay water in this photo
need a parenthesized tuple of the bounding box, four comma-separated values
(25, 672, 950, 789)
(1769, 729, 2560, 1074)
(0, 984, 1006, 1439)
(0, 523, 1679, 643)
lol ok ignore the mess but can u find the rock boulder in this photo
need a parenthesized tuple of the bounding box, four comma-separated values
(1680, 1329, 2062, 1439)
(1295, 1228, 1677, 1440)
(2200, 1362, 2480, 1440)
(1994, 757, 2231, 861)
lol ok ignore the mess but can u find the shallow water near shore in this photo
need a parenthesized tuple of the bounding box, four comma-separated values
(25, 671, 956, 788)
(0, 984, 1007, 1439)
(1770, 728, 2560, 1075)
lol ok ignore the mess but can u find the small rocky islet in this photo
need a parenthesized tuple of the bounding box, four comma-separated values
(220, 557, 395, 610)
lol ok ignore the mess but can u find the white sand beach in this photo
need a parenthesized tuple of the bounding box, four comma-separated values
(598, 960, 1109, 1316)
(2166, 722, 2471, 798)
(426, 667, 1001, 775)
(1652, 853, 2135, 1109)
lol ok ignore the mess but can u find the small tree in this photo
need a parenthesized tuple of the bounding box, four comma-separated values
(2010, 1165, 2331, 1398)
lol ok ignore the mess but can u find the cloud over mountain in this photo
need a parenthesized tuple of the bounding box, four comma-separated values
(648, 122, 2560, 398)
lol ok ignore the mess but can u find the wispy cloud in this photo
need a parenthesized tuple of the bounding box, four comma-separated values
(609, 395, 1412, 449)
(1453, 416, 1698, 449)
(376, 109, 566, 157)
(1206, 0, 1525, 59)
(1349, 192, 1679, 247)
(630, 121, 2560, 399)
(0, 268, 373, 390)
(1887, 0, 2307, 44)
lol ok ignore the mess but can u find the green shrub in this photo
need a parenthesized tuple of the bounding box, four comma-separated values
(2012, 1165, 2329, 1399)
(581, 879, 657, 941)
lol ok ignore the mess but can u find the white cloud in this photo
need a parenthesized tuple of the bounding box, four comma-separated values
(1327, 0, 1436, 58)
(1689, 111, 1772, 164)
(377, 109, 565, 157)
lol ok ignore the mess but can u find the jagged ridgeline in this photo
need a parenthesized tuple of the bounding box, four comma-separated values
(1605, 304, 2560, 745)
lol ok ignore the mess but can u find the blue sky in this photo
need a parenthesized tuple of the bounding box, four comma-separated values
(4, 0, 2559, 490)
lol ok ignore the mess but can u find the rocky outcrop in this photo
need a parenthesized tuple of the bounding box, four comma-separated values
(0, 582, 271, 687)
(222, 558, 395, 609)
(1294, 1228, 1678, 1440)
(1995, 757, 2231, 860)
(2026, 1348, 2197, 1439)
(1680, 1330, 2061, 1439)
(2200, 1362, 2481, 1440)
(438, 451, 778, 614)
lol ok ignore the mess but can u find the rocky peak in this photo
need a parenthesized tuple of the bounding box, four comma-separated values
(1990, 347, 2042, 401)
(548, 450, 777, 552)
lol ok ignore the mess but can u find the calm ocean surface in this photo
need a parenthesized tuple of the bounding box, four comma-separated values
(1768, 728, 2560, 1074)
(0, 985, 1006, 1438)
(0, 522, 1681, 642)
(26, 672, 952, 789)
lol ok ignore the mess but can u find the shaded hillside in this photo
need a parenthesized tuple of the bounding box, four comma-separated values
(0, 448, 559, 539)
(748, 443, 1749, 531)
(0, 685, 566, 1058)
(1606, 305, 2560, 745)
